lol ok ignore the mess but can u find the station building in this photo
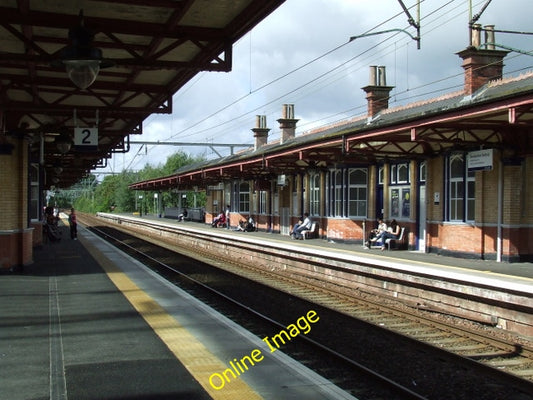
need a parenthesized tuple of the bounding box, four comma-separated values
(133, 29, 533, 263)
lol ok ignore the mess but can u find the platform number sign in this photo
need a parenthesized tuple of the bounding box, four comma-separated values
(74, 127, 98, 152)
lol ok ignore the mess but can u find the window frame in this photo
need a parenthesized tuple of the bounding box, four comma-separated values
(309, 172, 321, 217)
(327, 167, 368, 219)
(258, 190, 267, 215)
(390, 162, 410, 185)
(447, 153, 475, 222)
(347, 168, 367, 218)
(237, 181, 250, 213)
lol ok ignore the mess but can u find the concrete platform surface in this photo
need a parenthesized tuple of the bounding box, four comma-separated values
(0, 222, 357, 400)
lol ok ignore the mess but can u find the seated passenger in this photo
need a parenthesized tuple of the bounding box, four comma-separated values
(177, 208, 188, 222)
(371, 219, 401, 250)
(235, 217, 255, 232)
(366, 218, 387, 248)
(211, 212, 226, 228)
(290, 213, 311, 240)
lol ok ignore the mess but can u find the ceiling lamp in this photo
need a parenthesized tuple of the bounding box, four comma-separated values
(53, 162, 64, 175)
(55, 10, 113, 89)
(56, 133, 72, 154)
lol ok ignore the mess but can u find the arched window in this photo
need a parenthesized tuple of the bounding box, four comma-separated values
(333, 170, 343, 217)
(419, 161, 427, 182)
(309, 173, 321, 217)
(389, 162, 411, 219)
(397, 164, 409, 183)
(448, 154, 475, 222)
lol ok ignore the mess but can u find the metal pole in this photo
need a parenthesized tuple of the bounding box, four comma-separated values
(496, 151, 503, 262)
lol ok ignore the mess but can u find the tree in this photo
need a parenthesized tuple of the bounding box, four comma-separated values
(67, 150, 207, 214)
(157, 151, 207, 211)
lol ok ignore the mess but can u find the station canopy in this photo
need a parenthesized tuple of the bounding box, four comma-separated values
(0, 0, 284, 188)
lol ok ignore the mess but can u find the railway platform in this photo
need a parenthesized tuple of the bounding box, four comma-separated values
(94, 212, 532, 338)
(145, 213, 533, 280)
(0, 222, 356, 400)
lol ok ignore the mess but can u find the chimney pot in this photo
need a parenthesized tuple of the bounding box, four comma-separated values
(484, 25, 495, 50)
(362, 66, 394, 118)
(252, 115, 269, 151)
(255, 114, 267, 129)
(378, 66, 387, 86)
(369, 66, 378, 86)
(471, 24, 482, 48)
(278, 104, 299, 144)
(457, 26, 509, 95)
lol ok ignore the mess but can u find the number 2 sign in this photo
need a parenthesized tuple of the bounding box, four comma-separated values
(74, 128, 98, 151)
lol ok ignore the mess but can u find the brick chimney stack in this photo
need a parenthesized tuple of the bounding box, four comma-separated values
(457, 24, 509, 96)
(362, 66, 394, 118)
(251, 115, 270, 151)
(277, 104, 299, 144)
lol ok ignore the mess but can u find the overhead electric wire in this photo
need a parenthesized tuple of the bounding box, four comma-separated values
(174, 0, 461, 142)
(130, 0, 530, 167)
(160, 3, 419, 143)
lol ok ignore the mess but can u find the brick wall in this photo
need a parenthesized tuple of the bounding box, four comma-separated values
(203, 152, 533, 260)
(1, 137, 28, 229)
(0, 137, 32, 269)
(326, 218, 363, 242)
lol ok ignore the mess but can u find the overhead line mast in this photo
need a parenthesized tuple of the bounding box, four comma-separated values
(350, 0, 421, 49)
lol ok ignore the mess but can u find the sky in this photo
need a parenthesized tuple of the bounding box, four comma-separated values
(96, 0, 533, 178)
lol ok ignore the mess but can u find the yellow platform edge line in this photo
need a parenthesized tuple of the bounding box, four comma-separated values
(79, 234, 263, 400)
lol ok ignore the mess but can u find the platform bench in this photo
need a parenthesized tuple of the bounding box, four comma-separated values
(301, 222, 318, 240)
(385, 227, 407, 250)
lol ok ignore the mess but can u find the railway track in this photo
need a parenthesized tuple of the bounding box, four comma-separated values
(79, 213, 533, 399)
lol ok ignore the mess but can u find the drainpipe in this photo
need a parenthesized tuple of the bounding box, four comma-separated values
(496, 151, 503, 262)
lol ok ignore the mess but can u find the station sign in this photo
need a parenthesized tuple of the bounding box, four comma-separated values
(74, 127, 98, 152)
(467, 148, 493, 171)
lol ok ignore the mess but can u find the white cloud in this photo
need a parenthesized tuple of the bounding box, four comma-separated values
(94, 0, 533, 178)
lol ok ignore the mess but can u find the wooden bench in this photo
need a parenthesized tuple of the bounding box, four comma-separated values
(385, 227, 407, 250)
(301, 222, 318, 240)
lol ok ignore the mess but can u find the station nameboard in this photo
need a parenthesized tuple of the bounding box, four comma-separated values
(467, 149, 493, 171)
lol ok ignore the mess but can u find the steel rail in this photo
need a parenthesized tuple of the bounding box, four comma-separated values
(80, 213, 533, 394)
(85, 220, 429, 400)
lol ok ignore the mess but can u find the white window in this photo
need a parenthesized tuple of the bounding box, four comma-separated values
(348, 168, 367, 217)
(419, 161, 427, 183)
(333, 170, 343, 217)
(258, 190, 267, 214)
(378, 166, 384, 185)
(448, 154, 475, 222)
(389, 162, 410, 219)
(238, 182, 250, 212)
(390, 162, 410, 184)
(309, 173, 321, 217)
(327, 167, 368, 218)
(397, 164, 409, 183)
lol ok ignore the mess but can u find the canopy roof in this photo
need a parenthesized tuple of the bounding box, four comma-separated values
(130, 71, 533, 191)
(0, 0, 284, 187)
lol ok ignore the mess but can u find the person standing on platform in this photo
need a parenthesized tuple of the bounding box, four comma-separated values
(68, 208, 78, 240)
(225, 204, 231, 230)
